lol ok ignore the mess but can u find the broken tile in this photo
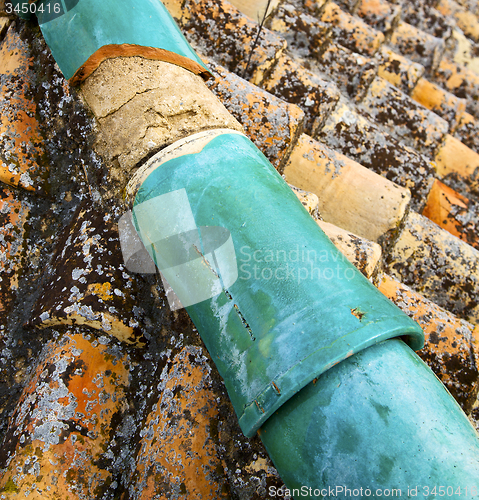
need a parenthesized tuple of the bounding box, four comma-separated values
(28, 202, 148, 346)
(81, 57, 243, 176)
(284, 134, 411, 244)
(422, 179, 479, 249)
(320, 1, 385, 56)
(317, 101, 437, 211)
(0, 329, 130, 498)
(0, 26, 48, 193)
(411, 76, 467, 129)
(387, 210, 479, 325)
(376, 45, 425, 94)
(261, 53, 341, 136)
(361, 76, 449, 155)
(206, 61, 305, 170)
(389, 21, 445, 69)
(378, 273, 479, 410)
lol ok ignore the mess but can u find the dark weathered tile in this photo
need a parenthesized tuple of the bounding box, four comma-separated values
(261, 53, 340, 136)
(378, 273, 479, 411)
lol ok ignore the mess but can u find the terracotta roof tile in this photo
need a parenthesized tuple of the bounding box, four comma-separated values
(411, 76, 467, 129)
(293, 184, 383, 278)
(206, 60, 305, 169)
(434, 133, 479, 196)
(180, 0, 287, 83)
(356, 0, 401, 34)
(436, 0, 479, 43)
(387, 210, 479, 324)
(434, 56, 479, 118)
(376, 45, 426, 93)
(318, 220, 383, 278)
(0, 185, 29, 420)
(269, 3, 331, 58)
(0, 186, 28, 317)
(360, 75, 450, 154)
(452, 0, 479, 13)
(0, 17, 10, 40)
(284, 133, 411, 243)
(326, 0, 359, 13)
(260, 53, 341, 136)
(2, 0, 479, 490)
(228, 0, 281, 21)
(315, 40, 378, 99)
(317, 100, 437, 211)
(290, 185, 322, 218)
(445, 28, 479, 74)
(423, 178, 479, 248)
(28, 203, 148, 346)
(0, 27, 48, 193)
(128, 345, 230, 498)
(399, 2, 455, 39)
(389, 21, 445, 68)
(0, 329, 131, 498)
(320, 1, 385, 56)
(454, 110, 479, 152)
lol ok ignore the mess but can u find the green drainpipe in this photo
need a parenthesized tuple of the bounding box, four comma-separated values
(16, 0, 479, 497)
(127, 130, 479, 496)
(11, 0, 210, 83)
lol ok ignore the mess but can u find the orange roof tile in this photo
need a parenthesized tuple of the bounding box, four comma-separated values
(0, 27, 48, 193)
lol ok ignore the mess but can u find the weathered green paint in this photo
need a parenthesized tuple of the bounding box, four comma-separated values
(12, 0, 208, 80)
(131, 130, 424, 437)
(260, 339, 479, 498)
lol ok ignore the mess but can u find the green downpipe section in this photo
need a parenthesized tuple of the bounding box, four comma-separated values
(11, 0, 207, 80)
(260, 339, 479, 498)
(130, 131, 479, 494)
(131, 131, 425, 437)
